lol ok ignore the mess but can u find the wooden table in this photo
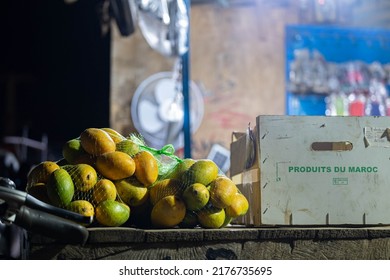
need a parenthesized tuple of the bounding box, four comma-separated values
(29, 225, 390, 260)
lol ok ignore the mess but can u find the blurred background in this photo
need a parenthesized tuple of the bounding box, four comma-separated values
(1, 0, 390, 187)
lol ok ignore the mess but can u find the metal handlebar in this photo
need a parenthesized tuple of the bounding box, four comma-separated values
(0, 183, 91, 245)
(15, 206, 89, 245)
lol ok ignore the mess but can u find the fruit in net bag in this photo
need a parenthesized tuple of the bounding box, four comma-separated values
(151, 195, 186, 228)
(92, 178, 117, 204)
(62, 138, 90, 165)
(182, 183, 210, 211)
(95, 151, 135, 181)
(26, 161, 60, 189)
(95, 200, 130, 227)
(115, 177, 149, 207)
(116, 139, 140, 156)
(166, 158, 196, 180)
(197, 206, 226, 229)
(133, 150, 159, 186)
(24, 127, 251, 229)
(46, 168, 75, 208)
(209, 176, 238, 209)
(100, 127, 126, 144)
(149, 178, 185, 205)
(225, 192, 249, 218)
(68, 200, 95, 218)
(62, 164, 98, 192)
(181, 159, 219, 186)
(80, 128, 116, 156)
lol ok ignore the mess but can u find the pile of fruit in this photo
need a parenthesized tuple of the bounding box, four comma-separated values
(26, 127, 249, 229)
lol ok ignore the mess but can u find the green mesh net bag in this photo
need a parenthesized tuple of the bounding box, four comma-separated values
(25, 128, 249, 229)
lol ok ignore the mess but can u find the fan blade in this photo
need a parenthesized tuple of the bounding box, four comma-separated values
(138, 100, 164, 134)
(154, 78, 177, 105)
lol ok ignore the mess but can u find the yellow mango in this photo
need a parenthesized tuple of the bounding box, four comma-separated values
(133, 151, 158, 186)
(80, 128, 116, 156)
(95, 151, 135, 180)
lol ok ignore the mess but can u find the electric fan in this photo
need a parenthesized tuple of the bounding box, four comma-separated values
(130, 71, 204, 150)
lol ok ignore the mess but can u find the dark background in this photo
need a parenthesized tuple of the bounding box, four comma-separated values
(0, 0, 111, 165)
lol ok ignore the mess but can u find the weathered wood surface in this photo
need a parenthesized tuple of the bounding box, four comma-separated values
(30, 226, 390, 260)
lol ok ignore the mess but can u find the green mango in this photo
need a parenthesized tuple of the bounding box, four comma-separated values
(95, 200, 130, 227)
(62, 138, 89, 164)
(46, 168, 75, 208)
(116, 139, 140, 156)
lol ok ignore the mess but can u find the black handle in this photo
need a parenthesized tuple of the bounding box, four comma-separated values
(25, 194, 93, 225)
(14, 206, 89, 245)
(110, 0, 135, 36)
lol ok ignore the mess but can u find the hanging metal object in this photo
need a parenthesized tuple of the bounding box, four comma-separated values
(136, 0, 189, 57)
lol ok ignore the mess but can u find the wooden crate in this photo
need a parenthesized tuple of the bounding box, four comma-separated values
(231, 115, 390, 226)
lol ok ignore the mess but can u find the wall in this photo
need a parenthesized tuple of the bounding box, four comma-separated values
(110, 0, 390, 161)
(111, 1, 299, 161)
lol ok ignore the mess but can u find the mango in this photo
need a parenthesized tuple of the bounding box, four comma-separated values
(100, 127, 126, 144)
(46, 168, 75, 208)
(151, 195, 186, 228)
(116, 139, 140, 156)
(95, 200, 130, 227)
(62, 138, 89, 164)
(181, 159, 219, 187)
(68, 200, 95, 218)
(197, 207, 226, 229)
(133, 151, 158, 186)
(225, 192, 249, 218)
(182, 183, 210, 211)
(26, 161, 60, 189)
(95, 151, 135, 180)
(149, 178, 185, 205)
(92, 178, 117, 204)
(115, 177, 149, 207)
(95, 200, 131, 227)
(80, 128, 116, 156)
(209, 176, 238, 209)
(62, 164, 98, 192)
(166, 158, 196, 180)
